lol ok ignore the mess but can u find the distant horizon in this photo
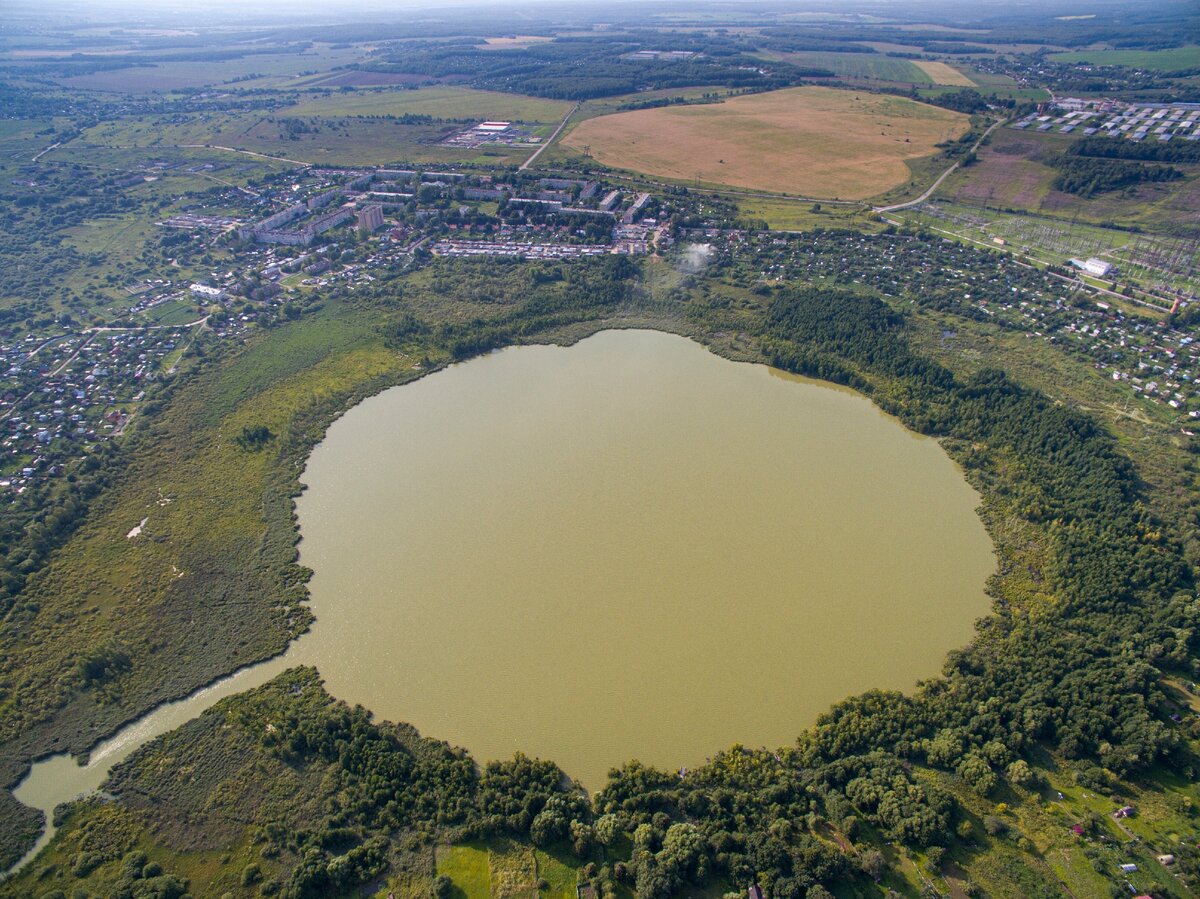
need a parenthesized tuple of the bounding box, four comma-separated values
(4, 0, 1189, 29)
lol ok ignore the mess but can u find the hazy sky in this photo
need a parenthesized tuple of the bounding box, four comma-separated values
(4, 0, 1088, 21)
(4, 0, 1174, 30)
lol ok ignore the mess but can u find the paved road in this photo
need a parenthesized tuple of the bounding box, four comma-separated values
(874, 118, 1005, 213)
(519, 104, 579, 172)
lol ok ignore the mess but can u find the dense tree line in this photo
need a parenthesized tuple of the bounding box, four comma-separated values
(1050, 155, 1184, 196)
(363, 36, 813, 100)
(922, 88, 989, 114)
(1067, 134, 1200, 164)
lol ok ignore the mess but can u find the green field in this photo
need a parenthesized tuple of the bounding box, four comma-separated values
(136, 298, 202, 326)
(774, 50, 933, 83)
(1049, 45, 1200, 73)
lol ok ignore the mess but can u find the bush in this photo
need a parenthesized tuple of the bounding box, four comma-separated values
(432, 874, 453, 899)
(983, 816, 1008, 837)
(70, 852, 103, 878)
(242, 863, 263, 886)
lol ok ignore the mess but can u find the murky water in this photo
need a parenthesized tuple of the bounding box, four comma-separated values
(295, 329, 994, 787)
(10, 328, 994, 874)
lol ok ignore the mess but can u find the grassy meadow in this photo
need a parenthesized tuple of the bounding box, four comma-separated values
(560, 86, 969, 200)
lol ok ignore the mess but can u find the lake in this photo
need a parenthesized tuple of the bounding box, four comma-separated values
(294, 329, 994, 787)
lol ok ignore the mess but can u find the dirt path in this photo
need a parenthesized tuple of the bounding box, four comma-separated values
(874, 118, 1005, 213)
(177, 143, 311, 167)
(31, 141, 61, 162)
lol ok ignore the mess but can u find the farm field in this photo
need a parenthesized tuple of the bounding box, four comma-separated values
(1048, 44, 1200, 72)
(772, 50, 932, 83)
(561, 86, 968, 199)
(938, 64, 1051, 101)
(911, 59, 975, 86)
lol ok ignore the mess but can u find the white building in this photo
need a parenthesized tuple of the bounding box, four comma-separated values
(1069, 257, 1113, 278)
(189, 283, 227, 300)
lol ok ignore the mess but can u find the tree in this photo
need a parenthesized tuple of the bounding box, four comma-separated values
(1006, 759, 1040, 790)
(956, 755, 998, 796)
(859, 849, 886, 882)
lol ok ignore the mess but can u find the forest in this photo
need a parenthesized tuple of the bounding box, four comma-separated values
(1067, 135, 1200, 164)
(1049, 155, 1183, 196)
(362, 35, 819, 100)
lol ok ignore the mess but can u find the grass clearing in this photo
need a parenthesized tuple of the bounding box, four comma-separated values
(533, 849, 579, 899)
(71, 89, 569, 167)
(434, 840, 580, 899)
(437, 844, 494, 899)
(1048, 45, 1200, 73)
(735, 196, 881, 231)
(561, 86, 968, 200)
